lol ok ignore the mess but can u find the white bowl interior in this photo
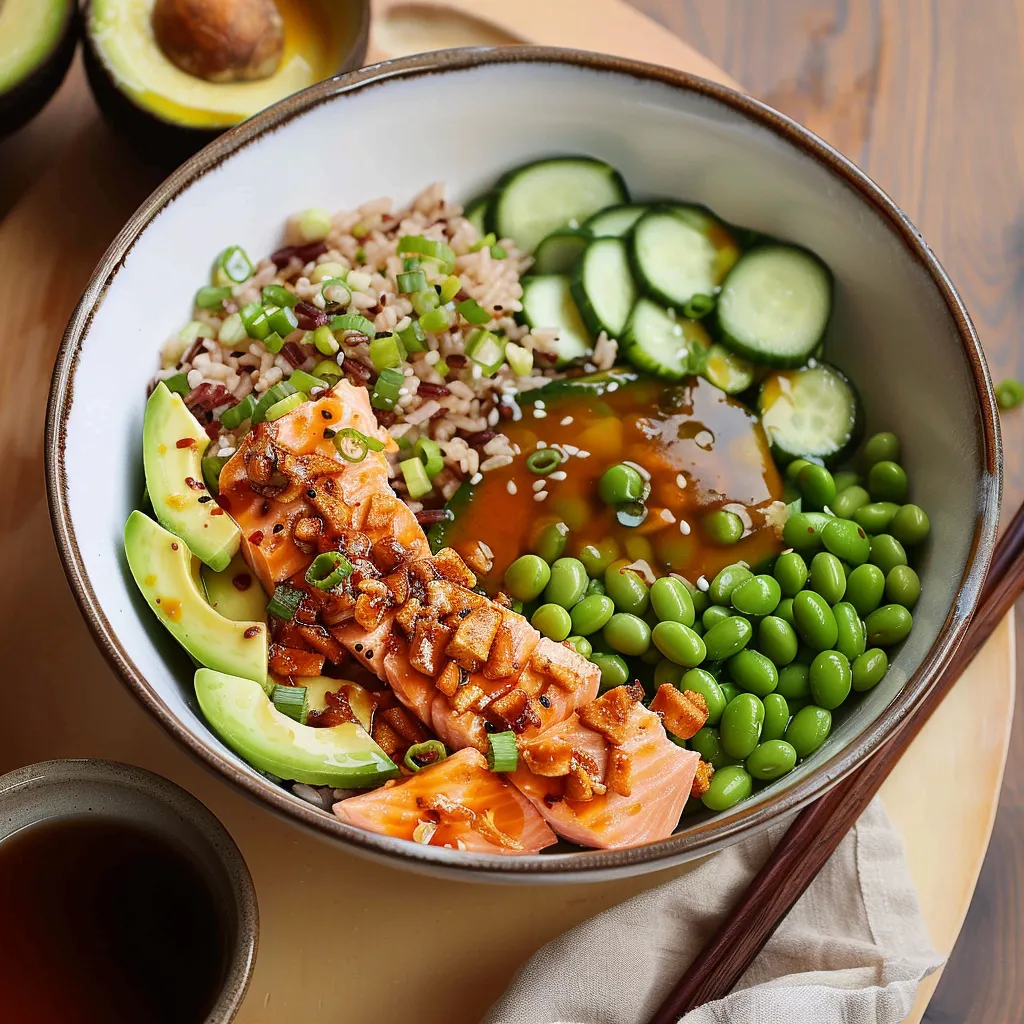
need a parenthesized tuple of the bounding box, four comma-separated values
(59, 58, 992, 861)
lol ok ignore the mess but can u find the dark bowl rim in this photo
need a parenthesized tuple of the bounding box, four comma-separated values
(45, 45, 1001, 881)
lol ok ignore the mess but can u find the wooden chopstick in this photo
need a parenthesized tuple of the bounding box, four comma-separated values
(648, 503, 1024, 1023)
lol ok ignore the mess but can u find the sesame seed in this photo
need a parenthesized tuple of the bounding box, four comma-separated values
(696, 575, 710, 592)
(533, 490, 549, 502)
(549, 470, 567, 481)
(487, 408, 499, 426)
(506, 480, 518, 495)
(534, 400, 545, 409)
(217, 447, 236, 458)
(661, 509, 676, 524)
(535, 441, 547, 449)
(560, 416, 574, 426)
(679, 520, 691, 535)
(624, 460, 650, 481)
(533, 479, 547, 492)
(533, 409, 547, 419)
(562, 444, 579, 456)
(470, 472, 483, 484)
(606, 382, 618, 392)
(398, 388, 409, 396)
(676, 473, 688, 489)
(576, 449, 591, 458)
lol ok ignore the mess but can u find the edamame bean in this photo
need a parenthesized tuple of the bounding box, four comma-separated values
(785, 705, 833, 758)
(821, 517, 871, 566)
(775, 598, 796, 627)
(579, 537, 620, 577)
(852, 648, 889, 691)
(809, 650, 852, 709)
(793, 591, 839, 650)
(703, 604, 732, 630)
(702, 765, 753, 810)
(865, 604, 913, 646)
(727, 649, 779, 698)
(720, 693, 765, 759)
(709, 564, 754, 605)
(598, 463, 645, 505)
(782, 512, 832, 553)
(689, 727, 737, 769)
(758, 615, 799, 666)
(809, 552, 847, 605)
(863, 431, 901, 467)
(640, 645, 663, 665)
(531, 603, 572, 641)
(868, 460, 909, 503)
(680, 668, 727, 726)
(832, 485, 870, 520)
(776, 663, 811, 702)
(531, 521, 569, 563)
(703, 615, 754, 661)
(720, 682, 741, 705)
(652, 620, 707, 667)
(773, 552, 808, 597)
(731, 574, 782, 617)
(570, 594, 615, 636)
(704, 509, 744, 545)
(832, 470, 862, 493)
(845, 563, 886, 617)
(832, 601, 867, 661)
(654, 658, 684, 687)
(869, 534, 908, 576)
(504, 554, 551, 601)
(604, 613, 652, 656)
(566, 635, 592, 657)
(885, 564, 921, 609)
(690, 587, 710, 617)
(890, 504, 931, 547)
(650, 576, 696, 626)
(746, 739, 798, 780)
(591, 652, 630, 693)
(761, 693, 790, 742)
(853, 501, 900, 534)
(544, 557, 588, 608)
(604, 561, 650, 615)
(798, 463, 836, 510)
(785, 458, 813, 481)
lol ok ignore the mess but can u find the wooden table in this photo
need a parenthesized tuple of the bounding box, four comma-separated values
(0, 2, 1017, 1021)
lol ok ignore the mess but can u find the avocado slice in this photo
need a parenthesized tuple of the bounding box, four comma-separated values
(82, 0, 369, 164)
(195, 669, 399, 788)
(125, 511, 267, 688)
(304, 677, 374, 732)
(201, 553, 267, 624)
(0, 0, 77, 137)
(144, 382, 240, 572)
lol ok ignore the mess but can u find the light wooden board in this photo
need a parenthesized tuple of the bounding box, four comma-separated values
(0, 3, 1011, 1020)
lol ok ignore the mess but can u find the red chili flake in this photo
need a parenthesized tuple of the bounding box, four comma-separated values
(416, 382, 450, 398)
(243, 626, 261, 639)
(497, 404, 513, 420)
(175, 437, 196, 449)
(184, 477, 205, 490)
(232, 573, 253, 591)
(210, 507, 225, 516)
(170, 543, 178, 551)
(294, 301, 330, 331)
(248, 530, 265, 545)
(807, 527, 815, 534)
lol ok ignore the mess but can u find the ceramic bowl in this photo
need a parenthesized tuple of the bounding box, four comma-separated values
(0, 759, 257, 1019)
(46, 48, 1000, 882)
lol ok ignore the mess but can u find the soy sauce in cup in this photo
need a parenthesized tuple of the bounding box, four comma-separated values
(0, 816, 229, 1023)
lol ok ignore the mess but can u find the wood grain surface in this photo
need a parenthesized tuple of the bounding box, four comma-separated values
(629, 2, 1024, 1019)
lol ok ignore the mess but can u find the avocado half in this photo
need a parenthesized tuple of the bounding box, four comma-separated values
(0, 0, 78, 137)
(83, 0, 370, 166)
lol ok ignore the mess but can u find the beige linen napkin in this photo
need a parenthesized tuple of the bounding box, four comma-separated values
(484, 798, 942, 1024)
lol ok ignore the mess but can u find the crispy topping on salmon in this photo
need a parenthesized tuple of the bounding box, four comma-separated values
(691, 759, 715, 799)
(446, 605, 503, 670)
(649, 685, 709, 740)
(577, 685, 642, 745)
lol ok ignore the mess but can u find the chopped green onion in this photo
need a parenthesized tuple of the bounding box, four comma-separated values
(196, 285, 232, 309)
(268, 583, 304, 621)
(260, 284, 297, 308)
(329, 313, 376, 338)
(179, 320, 215, 342)
(334, 427, 385, 463)
(163, 373, 190, 396)
(201, 455, 229, 495)
(435, 358, 450, 378)
(218, 312, 247, 345)
(471, 232, 497, 252)
(412, 289, 440, 316)
(371, 367, 405, 412)
(265, 391, 307, 421)
(402, 257, 421, 272)
(312, 359, 343, 384)
(310, 262, 346, 284)
(263, 331, 285, 354)
(616, 501, 649, 528)
(220, 393, 256, 429)
(313, 325, 339, 355)
(214, 245, 254, 284)
(682, 293, 716, 320)
(505, 342, 533, 377)
(369, 333, 406, 371)
(419, 306, 454, 334)
(305, 551, 353, 590)
(320, 278, 351, 308)
(490, 245, 507, 260)
(297, 207, 332, 243)
(996, 378, 1024, 410)
(397, 235, 456, 274)
(465, 328, 507, 375)
(456, 297, 491, 325)
(395, 434, 413, 450)
(266, 305, 299, 337)
(397, 320, 426, 353)
(400, 456, 432, 499)
(347, 270, 372, 292)
(414, 437, 444, 479)
(251, 381, 298, 424)
(271, 684, 309, 724)
(240, 302, 270, 340)
(403, 740, 448, 772)
(526, 449, 563, 475)
(439, 275, 462, 303)
(397, 270, 428, 294)
(354, 248, 368, 264)
(288, 369, 329, 393)
(486, 731, 519, 772)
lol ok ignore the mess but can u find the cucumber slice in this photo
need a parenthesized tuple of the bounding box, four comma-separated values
(490, 157, 629, 254)
(717, 245, 833, 367)
(629, 206, 740, 309)
(584, 204, 647, 237)
(518, 274, 592, 366)
(702, 343, 756, 395)
(516, 368, 639, 406)
(621, 298, 710, 381)
(758, 364, 861, 466)
(463, 193, 491, 237)
(533, 228, 591, 274)
(571, 237, 637, 338)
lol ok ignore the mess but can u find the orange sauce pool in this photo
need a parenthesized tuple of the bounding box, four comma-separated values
(439, 377, 785, 590)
